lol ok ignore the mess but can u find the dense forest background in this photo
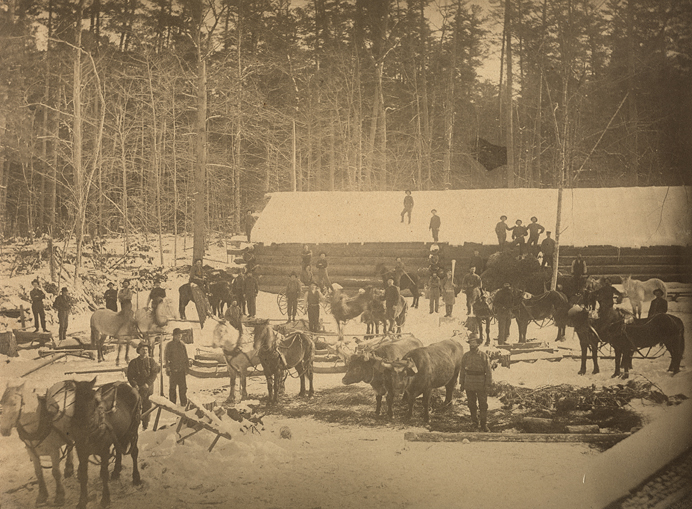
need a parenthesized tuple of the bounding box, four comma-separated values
(0, 0, 690, 245)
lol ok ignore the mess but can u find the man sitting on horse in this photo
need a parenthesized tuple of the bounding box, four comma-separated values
(127, 342, 160, 430)
(189, 259, 206, 290)
(462, 267, 482, 316)
(593, 277, 623, 323)
(648, 288, 668, 318)
(146, 277, 166, 320)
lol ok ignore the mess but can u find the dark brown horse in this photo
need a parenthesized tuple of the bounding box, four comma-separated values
(73, 379, 141, 509)
(252, 320, 315, 404)
(330, 287, 376, 338)
(516, 290, 570, 343)
(375, 263, 421, 308)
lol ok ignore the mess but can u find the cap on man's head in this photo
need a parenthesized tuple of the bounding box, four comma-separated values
(503, 282, 511, 287)
(500, 215, 507, 220)
(122, 280, 130, 285)
(546, 231, 552, 234)
(516, 219, 523, 224)
(136, 342, 148, 354)
(653, 288, 664, 296)
(61, 287, 68, 293)
(405, 189, 411, 194)
(32, 279, 39, 285)
(431, 209, 437, 213)
(467, 333, 480, 344)
(531, 216, 538, 222)
(107, 282, 114, 287)
(173, 328, 182, 336)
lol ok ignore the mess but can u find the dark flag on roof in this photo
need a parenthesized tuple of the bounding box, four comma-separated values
(475, 138, 507, 171)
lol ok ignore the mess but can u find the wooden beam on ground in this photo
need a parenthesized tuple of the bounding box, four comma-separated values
(20, 353, 68, 378)
(64, 367, 126, 375)
(404, 431, 630, 444)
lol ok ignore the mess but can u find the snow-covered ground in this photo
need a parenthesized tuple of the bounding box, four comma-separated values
(1, 233, 691, 509)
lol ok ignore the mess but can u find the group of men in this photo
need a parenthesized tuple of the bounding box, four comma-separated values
(190, 258, 260, 319)
(495, 215, 555, 263)
(29, 280, 71, 342)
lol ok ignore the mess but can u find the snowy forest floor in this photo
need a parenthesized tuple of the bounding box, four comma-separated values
(1, 233, 691, 509)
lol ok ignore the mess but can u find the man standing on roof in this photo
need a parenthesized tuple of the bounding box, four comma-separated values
(495, 215, 512, 251)
(571, 253, 587, 293)
(526, 216, 545, 255)
(540, 232, 555, 268)
(401, 190, 414, 224)
(104, 282, 118, 312)
(245, 209, 256, 242)
(511, 219, 528, 256)
(429, 209, 441, 243)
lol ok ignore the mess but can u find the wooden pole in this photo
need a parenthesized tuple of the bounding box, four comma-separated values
(153, 334, 165, 431)
(404, 431, 630, 444)
(21, 353, 68, 378)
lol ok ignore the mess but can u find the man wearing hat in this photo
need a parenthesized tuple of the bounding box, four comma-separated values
(511, 219, 528, 256)
(429, 209, 441, 243)
(459, 333, 492, 432)
(30, 279, 48, 333)
(104, 282, 118, 312)
(53, 287, 71, 342)
(127, 342, 160, 429)
(540, 231, 555, 268)
(146, 277, 167, 318)
(495, 215, 512, 251)
(385, 277, 401, 328)
(285, 272, 302, 322)
(245, 209, 256, 242)
(165, 328, 190, 406)
(648, 288, 668, 318)
(493, 283, 514, 345)
(305, 282, 325, 332)
(118, 280, 133, 312)
(593, 277, 623, 323)
(526, 216, 545, 256)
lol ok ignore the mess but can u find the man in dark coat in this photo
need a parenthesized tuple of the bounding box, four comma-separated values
(165, 328, 190, 406)
(245, 210, 256, 242)
(189, 259, 206, 290)
(401, 190, 414, 224)
(118, 280, 133, 312)
(571, 253, 588, 293)
(146, 278, 167, 317)
(648, 289, 668, 318)
(305, 282, 324, 332)
(511, 219, 528, 256)
(242, 246, 258, 273)
(469, 250, 485, 275)
(526, 216, 545, 255)
(285, 272, 302, 322)
(384, 278, 401, 327)
(53, 287, 71, 342)
(224, 299, 243, 333)
(127, 342, 160, 429)
(593, 277, 623, 321)
(429, 209, 441, 243)
(300, 244, 313, 285)
(233, 271, 247, 315)
(495, 215, 512, 250)
(30, 279, 48, 332)
(315, 252, 333, 293)
(460, 333, 492, 432)
(461, 267, 482, 316)
(540, 232, 556, 268)
(244, 271, 259, 318)
(493, 283, 514, 345)
(104, 282, 118, 312)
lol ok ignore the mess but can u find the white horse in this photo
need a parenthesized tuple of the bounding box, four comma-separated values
(0, 381, 75, 506)
(211, 320, 260, 403)
(133, 298, 181, 356)
(622, 276, 667, 319)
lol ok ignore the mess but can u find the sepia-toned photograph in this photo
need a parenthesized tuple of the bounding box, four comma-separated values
(1, 0, 690, 508)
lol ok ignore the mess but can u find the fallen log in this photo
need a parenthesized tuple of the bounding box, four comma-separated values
(64, 367, 126, 375)
(404, 431, 631, 444)
(565, 425, 600, 434)
(21, 353, 68, 378)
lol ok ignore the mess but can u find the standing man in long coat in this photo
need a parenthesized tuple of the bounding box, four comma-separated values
(285, 272, 302, 322)
(460, 333, 492, 432)
(441, 269, 457, 318)
(384, 278, 401, 331)
(493, 283, 514, 345)
(104, 282, 118, 312)
(540, 232, 556, 268)
(30, 279, 48, 333)
(305, 282, 324, 332)
(462, 267, 482, 316)
(165, 328, 190, 407)
(428, 272, 441, 314)
(53, 287, 71, 342)
(244, 271, 259, 318)
(429, 209, 441, 243)
(245, 210, 256, 242)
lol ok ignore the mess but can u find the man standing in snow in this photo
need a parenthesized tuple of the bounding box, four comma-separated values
(401, 190, 414, 224)
(428, 271, 441, 314)
(315, 252, 333, 293)
(384, 278, 401, 329)
(104, 282, 118, 312)
(165, 328, 190, 407)
(30, 279, 48, 333)
(526, 216, 545, 255)
(441, 269, 457, 317)
(540, 232, 556, 268)
(233, 270, 247, 315)
(245, 210, 256, 242)
(571, 253, 587, 293)
(460, 333, 492, 432)
(462, 267, 482, 316)
(494, 283, 514, 345)
(285, 272, 302, 322)
(495, 215, 512, 250)
(53, 287, 71, 342)
(469, 250, 485, 275)
(305, 282, 324, 332)
(429, 209, 441, 242)
(127, 342, 160, 429)
(244, 271, 259, 318)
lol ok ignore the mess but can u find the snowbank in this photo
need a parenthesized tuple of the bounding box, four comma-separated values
(252, 187, 692, 247)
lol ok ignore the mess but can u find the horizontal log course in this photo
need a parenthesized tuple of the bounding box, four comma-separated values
(404, 431, 631, 444)
(255, 255, 430, 267)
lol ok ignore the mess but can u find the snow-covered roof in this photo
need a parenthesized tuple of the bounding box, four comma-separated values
(252, 187, 692, 248)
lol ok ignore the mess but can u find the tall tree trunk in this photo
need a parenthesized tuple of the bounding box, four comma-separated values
(443, 2, 460, 188)
(504, 0, 515, 188)
(193, 6, 207, 263)
(626, 0, 639, 185)
(234, 5, 242, 226)
(73, 2, 84, 284)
